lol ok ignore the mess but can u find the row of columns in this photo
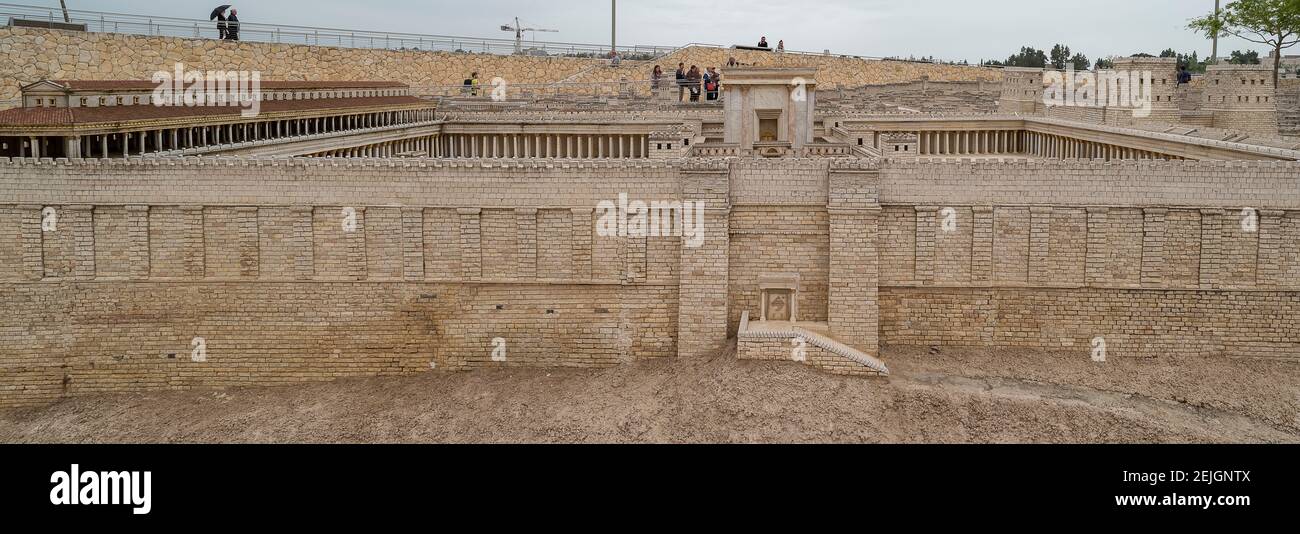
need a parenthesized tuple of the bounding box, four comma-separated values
(10, 108, 436, 159)
(913, 130, 1024, 156)
(309, 136, 439, 158)
(881, 129, 1186, 161)
(1024, 131, 1182, 161)
(439, 133, 650, 159)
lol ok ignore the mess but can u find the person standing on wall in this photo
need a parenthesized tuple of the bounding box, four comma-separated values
(705, 67, 721, 101)
(1177, 65, 1192, 85)
(215, 10, 228, 40)
(758, 36, 769, 48)
(681, 62, 691, 103)
(225, 9, 240, 41)
(464, 72, 480, 97)
(686, 65, 702, 102)
(652, 65, 665, 99)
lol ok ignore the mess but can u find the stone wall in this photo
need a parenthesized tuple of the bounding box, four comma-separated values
(876, 159, 1300, 359)
(0, 27, 1000, 106)
(0, 158, 688, 406)
(2, 156, 1298, 407)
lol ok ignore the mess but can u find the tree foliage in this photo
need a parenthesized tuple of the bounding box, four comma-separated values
(1189, 0, 1300, 87)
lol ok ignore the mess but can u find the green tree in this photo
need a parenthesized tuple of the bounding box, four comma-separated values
(1094, 57, 1115, 69)
(1006, 46, 1048, 68)
(1070, 53, 1091, 70)
(1160, 48, 1179, 58)
(1050, 44, 1072, 69)
(1189, 0, 1300, 88)
(1229, 49, 1262, 63)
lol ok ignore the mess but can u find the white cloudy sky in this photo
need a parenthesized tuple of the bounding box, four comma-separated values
(44, 0, 1277, 62)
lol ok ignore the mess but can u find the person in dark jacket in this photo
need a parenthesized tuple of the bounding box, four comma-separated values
(225, 9, 240, 41)
(674, 63, 687, 102)
(686, 65, 702, 102)
(1177, 65, 1192, 85)
(215, 11, 228, 40)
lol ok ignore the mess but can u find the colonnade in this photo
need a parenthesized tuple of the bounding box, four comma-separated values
(10, 108, 437, 159)
(883, 129, 1184, 160)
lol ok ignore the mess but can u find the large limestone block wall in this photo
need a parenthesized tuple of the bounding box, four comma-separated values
(0, 158, 687, 407)
(0, 26, 604, 104)
(0, 28, 999, 105)
(876, 159, 1300, 359)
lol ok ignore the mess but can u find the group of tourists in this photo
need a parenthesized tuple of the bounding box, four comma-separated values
(651, 62, 725, 103)
(214, 7, 241, 41)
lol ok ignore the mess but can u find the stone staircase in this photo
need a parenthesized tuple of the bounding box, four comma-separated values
(737, 312, 889, 377)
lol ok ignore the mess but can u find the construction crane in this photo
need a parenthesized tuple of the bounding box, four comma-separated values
(500, 17, 558, 55)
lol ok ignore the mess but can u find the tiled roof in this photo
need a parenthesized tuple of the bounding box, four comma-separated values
(43, 80, 410, 91)
(0, 96, 432, 127)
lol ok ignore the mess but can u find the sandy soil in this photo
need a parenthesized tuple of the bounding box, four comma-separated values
(2, 344, 1297, 444)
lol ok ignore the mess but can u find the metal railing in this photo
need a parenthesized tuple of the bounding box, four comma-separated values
(0, 2, 675, 57)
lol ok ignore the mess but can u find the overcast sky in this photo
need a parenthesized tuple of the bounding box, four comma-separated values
(50, 0, 1275, 63)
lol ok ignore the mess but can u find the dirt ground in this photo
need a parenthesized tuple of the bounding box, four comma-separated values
(2, 344, 1297, 443)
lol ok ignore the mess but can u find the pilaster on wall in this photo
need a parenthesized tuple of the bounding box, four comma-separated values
(828, 165, 882, 354)
(1086, 208, 1109, 286)
(347, 207, 367, 280)
(626, 235, 647, 284)
(1141, 208, 1167, 288)
(292, 206, 315, 281)
(1028, 207, 1052, 285)
(1199, 209, 1223, 289)
(126, 205, 150, 280)
(69, 205, 95, 280)
(677, 162, 730, 358)
(971, 206, 994, 286)
(571, 208, 593, 281)
(183, 206, 205, 279)
(1258, 210, 1285, 288)
(914, 207, 937, 285)
(401, 208, 424, 281)
(236, 207, 259, 279)
(458, 208, 482, 282)
(515, 208, 537, 281)
(18, 204, 42, 280)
